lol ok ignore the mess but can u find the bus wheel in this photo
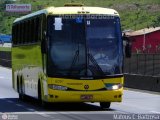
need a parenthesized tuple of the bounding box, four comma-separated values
(100, 102, 111, 109)
(17, 76, 20, 93)
(19, 77, 26, 101)
(38, 81, 48, 108)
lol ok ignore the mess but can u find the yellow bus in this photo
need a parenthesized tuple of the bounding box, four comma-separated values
(12, 4, 124, 109)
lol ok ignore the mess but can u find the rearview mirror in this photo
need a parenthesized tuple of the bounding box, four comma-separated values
(125, 43, 132, 58)
(122, 34, 132, 58)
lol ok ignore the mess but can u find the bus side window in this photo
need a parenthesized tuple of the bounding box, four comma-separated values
(26, 21, 29, 43)
(38, 17, 41, 42)
(22, 22, 25, 44)
(38, 16, 43, 42)
(42, 14, 46, 39)
(35, 17, 41, 42)
(12, 26, 14, 45)
(24, 21, 27, 44)
(25, 21, 27, 43)
(39, 15, 44, 42)
(19, 23, 22, 44)
(28, 20, 32, 43)
(14, 25, 18, 45)
(12, 26, 15, 45)
(31, 19, 34, 43)
(17, 24, 21, 45)
(34, 17, 37, 42)
(19, 23, 21, 44)
(31, 18, 36, 43)
(23, 22, 25, 44)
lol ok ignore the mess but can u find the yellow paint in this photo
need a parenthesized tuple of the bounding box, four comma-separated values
(14, 6, 119, 23)
(48, 77, 123, 91)
(44, 77, 124, 102)
(47, 88, 123, 102)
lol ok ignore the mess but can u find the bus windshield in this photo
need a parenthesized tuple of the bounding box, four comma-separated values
(47, 15, 123, 78)
(86, 18, 122, 76)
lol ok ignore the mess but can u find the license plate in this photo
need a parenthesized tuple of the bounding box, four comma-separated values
(80, 95, 93, 100)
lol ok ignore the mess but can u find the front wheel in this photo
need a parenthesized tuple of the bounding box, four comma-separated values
(100, 102, 111, 109)
(38, 81, 48, 108)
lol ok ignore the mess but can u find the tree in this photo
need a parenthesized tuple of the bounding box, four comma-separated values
(152, 16, 160, 27)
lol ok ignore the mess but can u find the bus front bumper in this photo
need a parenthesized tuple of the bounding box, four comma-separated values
(43, 89, 123, 103)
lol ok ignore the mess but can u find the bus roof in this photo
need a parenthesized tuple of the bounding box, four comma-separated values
(13, 6, 119, 23)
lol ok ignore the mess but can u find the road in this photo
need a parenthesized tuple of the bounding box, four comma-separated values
(0, 66, 160, 120)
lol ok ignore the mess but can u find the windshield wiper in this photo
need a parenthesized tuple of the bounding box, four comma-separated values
(88, 53, 105, 76)
(68, 50, 79, 75)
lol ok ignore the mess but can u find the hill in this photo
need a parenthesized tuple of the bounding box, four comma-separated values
(0, 0, 160, 34)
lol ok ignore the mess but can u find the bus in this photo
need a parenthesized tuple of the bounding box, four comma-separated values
(12, 4, 126, 109)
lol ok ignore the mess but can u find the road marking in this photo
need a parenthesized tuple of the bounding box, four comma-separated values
(37, 112, 52, 118)
(16, 104, 24, 107)
(39, 114, 50, 118)
(36, 113, 62, 120)
(26, 108, 36, 111)
(0, 76, 4, 79)
(150, 111, 160, 114)
(7, 100, 14, 103)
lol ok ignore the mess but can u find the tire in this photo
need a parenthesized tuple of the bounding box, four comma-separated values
(19, 77, 25, 101)
(17, 76, 22, 100)
(38, 81, 48, 108)
(17, 76, 20, 93)
(100, 102, 111, 109)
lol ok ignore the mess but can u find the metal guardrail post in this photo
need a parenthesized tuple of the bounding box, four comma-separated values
(129, 56, 131, 73)
(153, 54, 154, 75)
(144, 54, 146, 75)
(136, 54, 138, 74)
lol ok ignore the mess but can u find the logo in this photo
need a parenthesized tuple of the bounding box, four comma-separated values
(6, 4, 31, 13)
(2, 114, 8, 120)
(84, 85, 89, 90)
(1, 114, 18, 120)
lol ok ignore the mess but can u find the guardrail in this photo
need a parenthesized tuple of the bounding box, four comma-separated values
(124, 53, 160, 76)
(124, 53, 160, 92)
(0, 51, 11, 68)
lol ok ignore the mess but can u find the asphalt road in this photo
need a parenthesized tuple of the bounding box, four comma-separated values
(0, 66, 160, 120)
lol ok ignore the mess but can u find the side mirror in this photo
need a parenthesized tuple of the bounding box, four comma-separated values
(122, 35, 132, 58)
(125, 43, 132, 58)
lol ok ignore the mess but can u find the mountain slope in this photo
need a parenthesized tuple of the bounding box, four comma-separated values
(0, 0, 160, 34)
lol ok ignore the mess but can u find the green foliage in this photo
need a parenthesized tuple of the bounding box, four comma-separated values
(0, 0, 160, 34)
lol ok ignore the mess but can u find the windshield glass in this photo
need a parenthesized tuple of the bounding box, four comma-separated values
(86, 17, 123, 75)
(47, 16, 86, 77)
(47, 15, 123, 78)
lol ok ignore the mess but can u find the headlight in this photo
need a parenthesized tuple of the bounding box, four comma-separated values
(48, 84, 68, 91)
(105, 83, 123, 90)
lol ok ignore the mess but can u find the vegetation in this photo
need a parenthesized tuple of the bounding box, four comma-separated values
(0, 0, 160, 34)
